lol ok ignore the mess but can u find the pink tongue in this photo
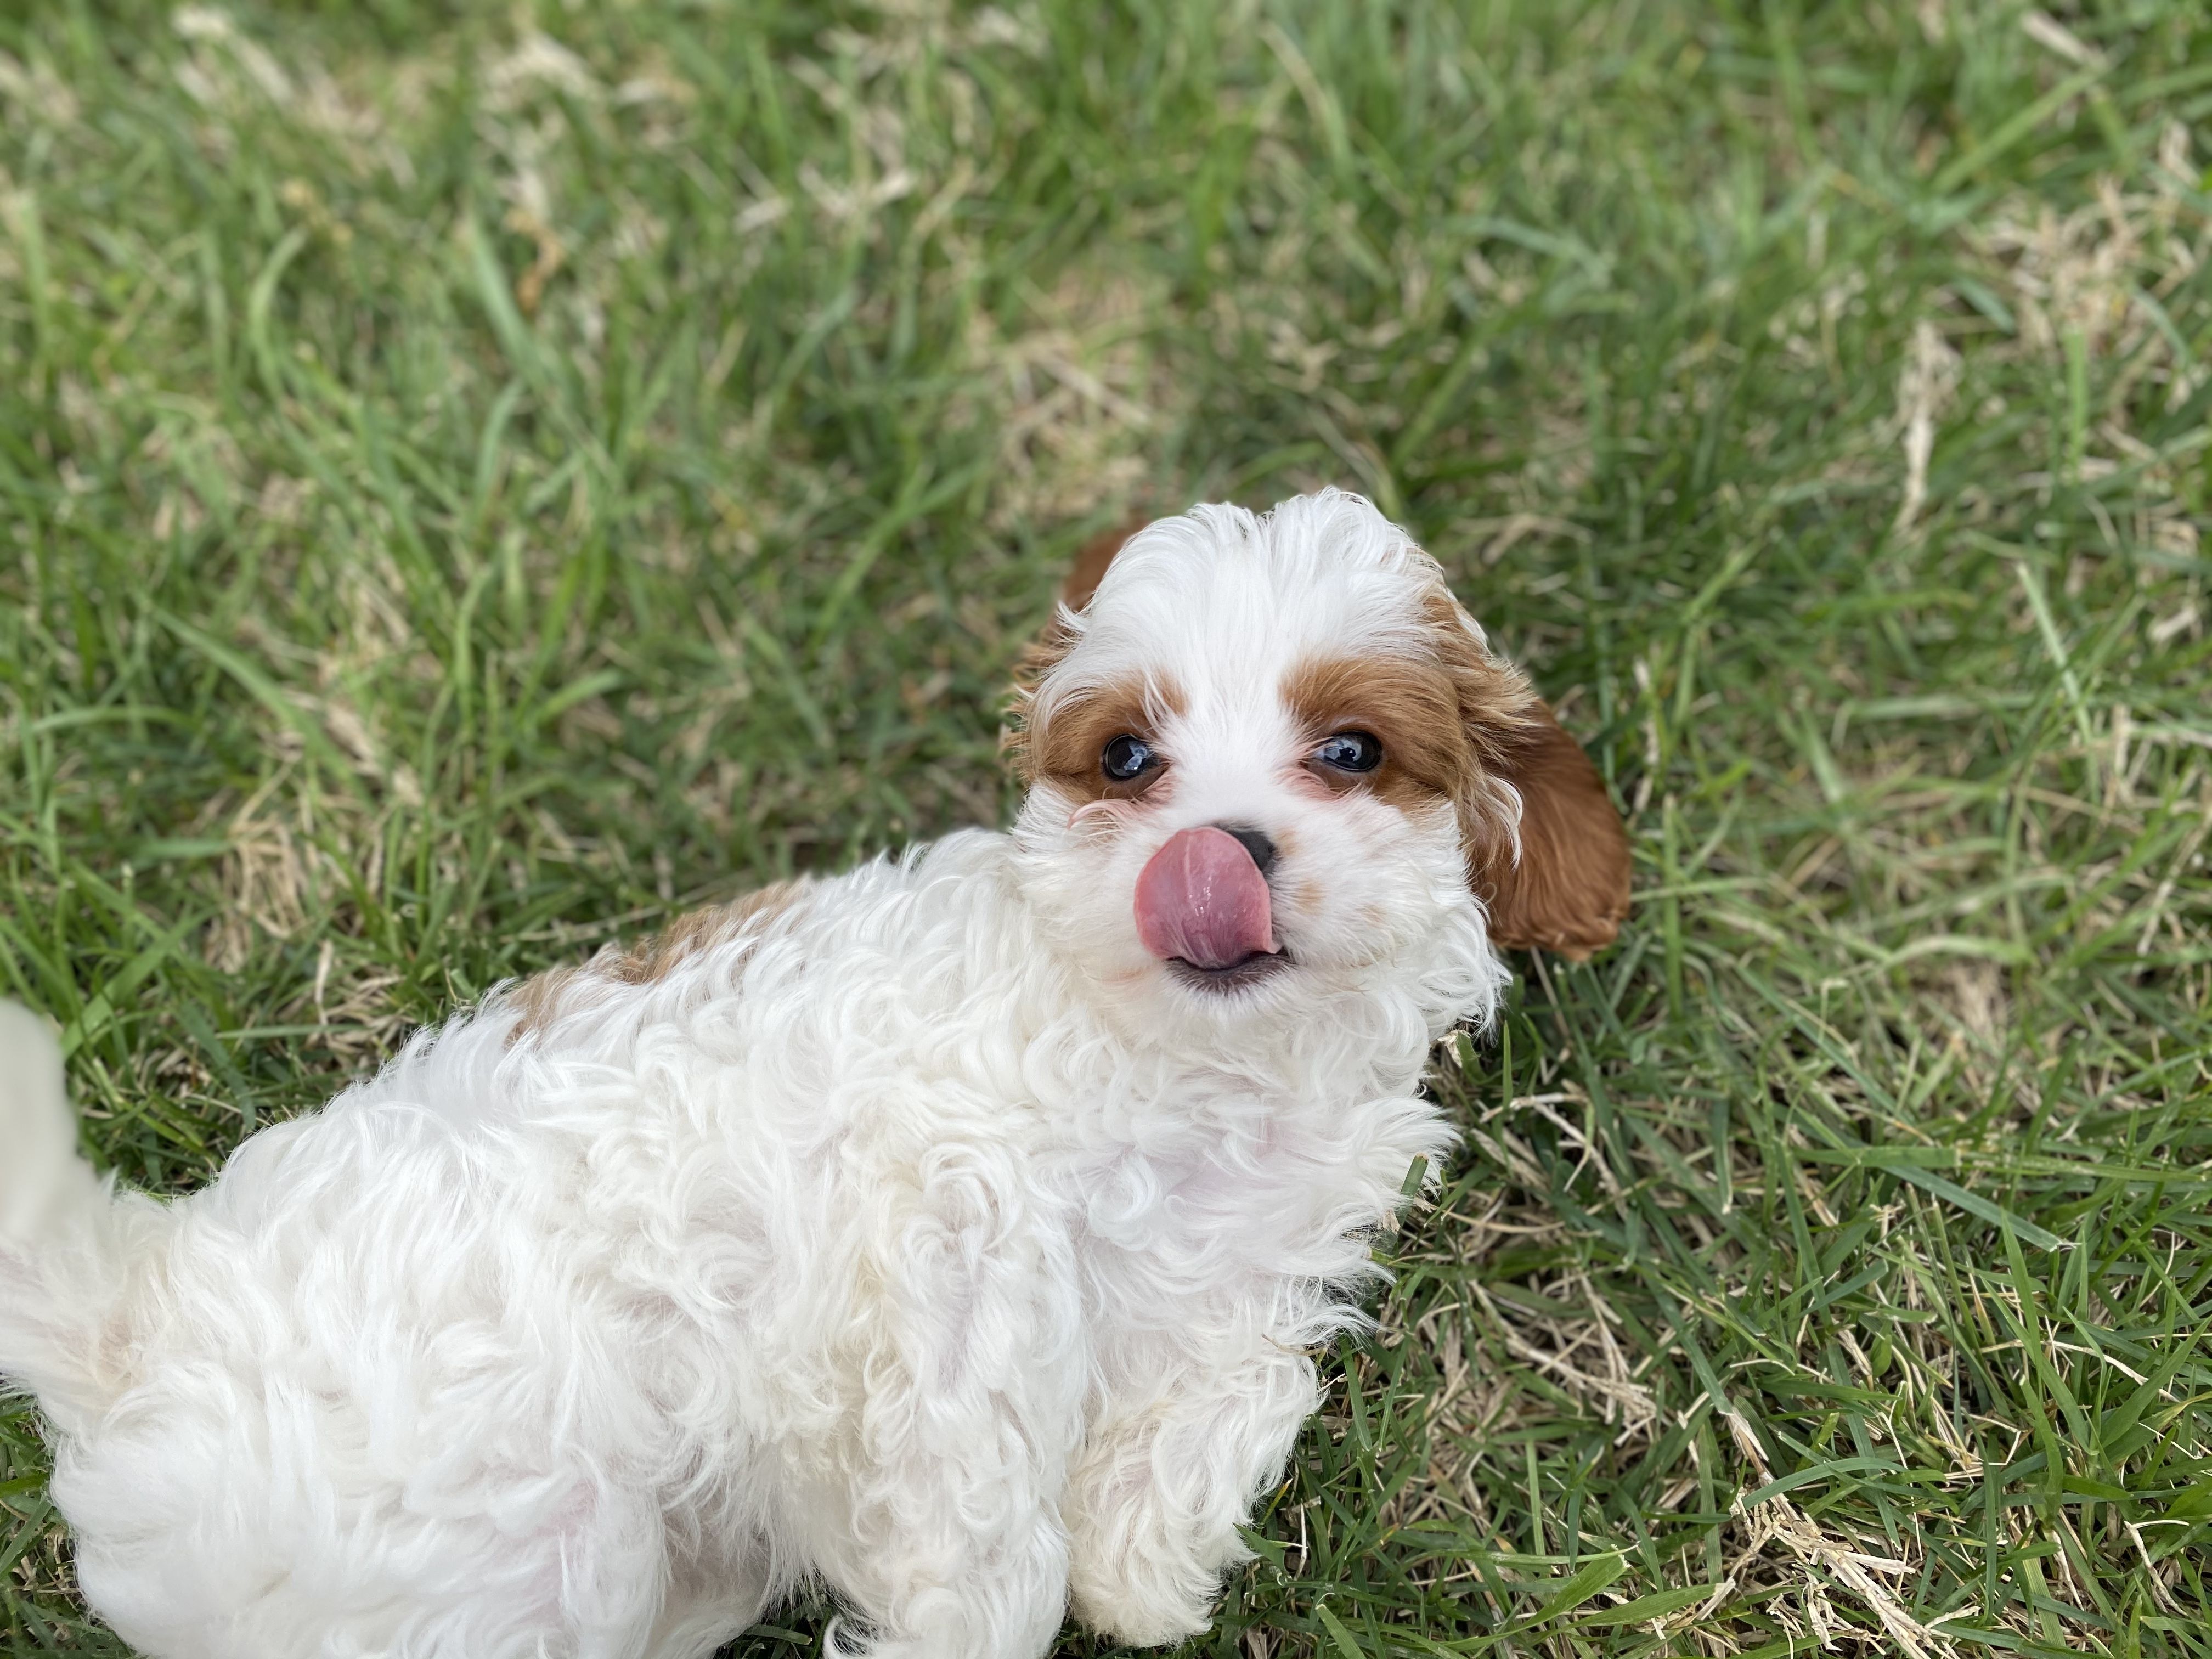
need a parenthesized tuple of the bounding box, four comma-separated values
(1135, 828, 1276, 969)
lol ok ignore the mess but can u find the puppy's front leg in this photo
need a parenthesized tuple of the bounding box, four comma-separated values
(808, 1174, 1085, 1659)
(821, 1494, 1071, 1659)
(1062, 1330, 1318, 1647)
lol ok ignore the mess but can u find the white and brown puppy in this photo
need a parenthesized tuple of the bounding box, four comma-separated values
(0, 490, 1629, 1659)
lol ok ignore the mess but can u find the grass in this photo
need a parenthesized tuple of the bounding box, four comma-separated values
(2, 0, 2210, 1652)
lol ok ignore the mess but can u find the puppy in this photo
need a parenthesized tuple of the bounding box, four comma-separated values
(0, 490, 1629, 1659)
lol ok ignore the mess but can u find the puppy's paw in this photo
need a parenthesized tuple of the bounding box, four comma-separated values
(1066, 1549, 1227, 1648)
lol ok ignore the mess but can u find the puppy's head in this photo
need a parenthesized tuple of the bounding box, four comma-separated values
(1008, 490, 1630, 1032)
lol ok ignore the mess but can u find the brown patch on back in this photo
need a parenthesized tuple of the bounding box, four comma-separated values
(504, 878, 809, 1042)
(502, 963, 585, 1040)
(604, 879, 810, 983)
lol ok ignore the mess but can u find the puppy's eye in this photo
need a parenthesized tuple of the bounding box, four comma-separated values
(1312, 732, 1383, 773)
(1101, 735, 1159, 782)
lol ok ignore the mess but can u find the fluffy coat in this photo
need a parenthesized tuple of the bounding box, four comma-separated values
(0, 490, 1630, 1659)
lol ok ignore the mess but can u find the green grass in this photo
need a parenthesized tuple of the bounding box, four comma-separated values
(3, 0, 2210, 1652)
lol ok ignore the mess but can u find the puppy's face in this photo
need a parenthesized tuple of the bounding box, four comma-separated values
(1009, 492, 1630, 1031)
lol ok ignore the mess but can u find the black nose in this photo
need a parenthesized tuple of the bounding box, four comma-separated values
(1219, 826, 1277, 878)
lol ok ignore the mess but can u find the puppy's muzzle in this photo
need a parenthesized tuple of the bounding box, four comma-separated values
(1134, 827, 1282, 975)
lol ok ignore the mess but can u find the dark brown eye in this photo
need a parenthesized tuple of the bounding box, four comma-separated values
(1313, 732, 1383, 773)
(1102, 735, 1159, 782)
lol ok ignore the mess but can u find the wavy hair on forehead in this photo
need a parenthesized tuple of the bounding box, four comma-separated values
(1108, 493, 1430, 617)
(1005, 490, 1440, 774)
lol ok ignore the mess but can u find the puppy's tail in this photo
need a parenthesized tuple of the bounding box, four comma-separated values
(0, 1002, 150, 1429)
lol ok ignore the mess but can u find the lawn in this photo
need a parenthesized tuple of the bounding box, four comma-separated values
(3, 0, 2210, 1653)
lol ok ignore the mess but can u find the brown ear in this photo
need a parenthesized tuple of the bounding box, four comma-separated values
(1061, 516, 1145, 611)
(1470, 704, 1632, 960)
(1006, 516, 1148, 780)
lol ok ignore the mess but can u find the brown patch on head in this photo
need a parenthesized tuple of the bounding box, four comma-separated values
(1287, 580, 1631, 960)
(1005, 516, 1150, 779)
(504, 878, 810, 1042)
(1025, 673, 1185, 804)
(1284, 654, 1492, 814)
(605, 878, 810, 982)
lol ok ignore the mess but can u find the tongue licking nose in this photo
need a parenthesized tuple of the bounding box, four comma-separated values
(1135, 827, 1277, 969)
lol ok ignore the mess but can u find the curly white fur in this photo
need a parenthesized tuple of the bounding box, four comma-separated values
(0, 492, 1593, 1659)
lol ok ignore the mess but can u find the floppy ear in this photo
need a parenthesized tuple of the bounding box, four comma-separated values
(1007, 516, 1148, 780)
(1421, 579, 1632, 958)
(1468, 703, 1632, 960)
(1060, 516, 1144, 611)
